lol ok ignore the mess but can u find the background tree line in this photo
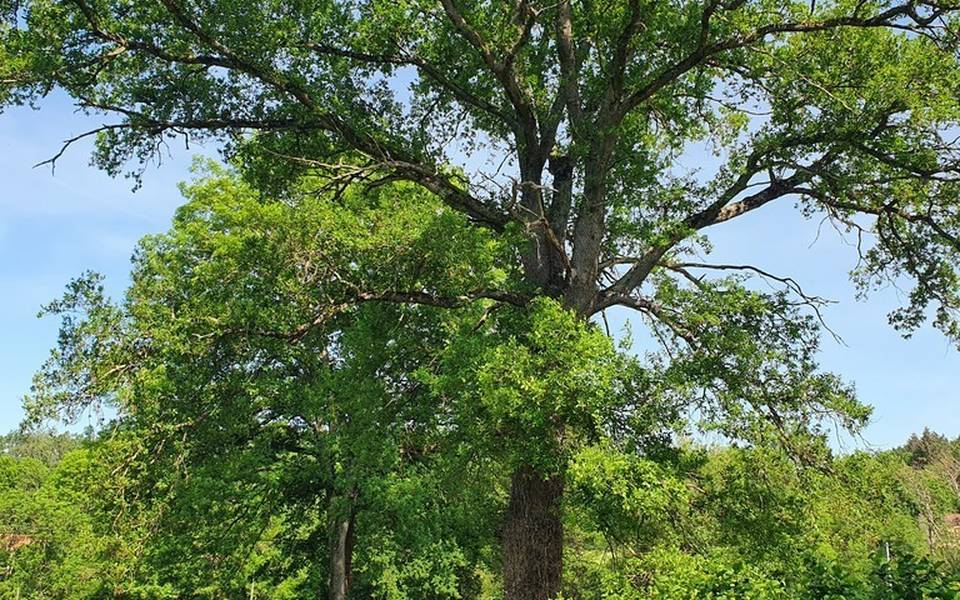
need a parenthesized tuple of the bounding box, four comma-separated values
(2, 425, 960, 598)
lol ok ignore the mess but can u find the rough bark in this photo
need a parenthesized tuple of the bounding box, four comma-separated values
(502, 193, 589, 599)
(327, 494, 356, 600)
(503, 464, 565, 600)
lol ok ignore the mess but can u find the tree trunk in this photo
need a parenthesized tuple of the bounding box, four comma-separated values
(327, 494, 355, 600)
(503, 464, 564, 600)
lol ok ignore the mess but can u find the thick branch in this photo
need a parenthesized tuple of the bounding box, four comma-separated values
(438, 0, 541, 150)
(65, 0, 510, 229)
(555, 0, 584, 131)
(602, 168, 821, 302)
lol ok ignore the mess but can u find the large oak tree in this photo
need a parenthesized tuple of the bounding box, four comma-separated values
(6, 0, 960, 597)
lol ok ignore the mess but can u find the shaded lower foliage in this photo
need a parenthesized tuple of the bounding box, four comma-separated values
(4, 169, 959, 599)
(4, 428, 959, 599)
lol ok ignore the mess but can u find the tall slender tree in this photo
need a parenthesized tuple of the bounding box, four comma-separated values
(6, 1, 960, 597)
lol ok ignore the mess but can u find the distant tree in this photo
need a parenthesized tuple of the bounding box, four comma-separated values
(0, 433, 171, 599)
(903, 428, 954, 468)
(0, 428, 85, 467)
(7, 1, 960, 597)
(899, 429, 960, 564)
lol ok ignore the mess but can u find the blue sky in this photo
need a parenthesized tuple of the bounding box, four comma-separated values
(1, 94, 957, 448)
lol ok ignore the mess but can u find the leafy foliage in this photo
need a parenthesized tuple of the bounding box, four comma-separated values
(6, 0, 960, 596)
